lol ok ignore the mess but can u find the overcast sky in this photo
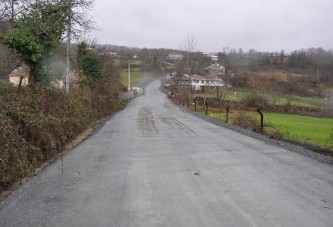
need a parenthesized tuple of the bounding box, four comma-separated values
(90, 0, 333, 53)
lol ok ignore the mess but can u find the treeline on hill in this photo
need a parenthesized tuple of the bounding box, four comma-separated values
(0, 1, 125, 192)
(95, 44, 178, 72)
(218, 48, 333, 97)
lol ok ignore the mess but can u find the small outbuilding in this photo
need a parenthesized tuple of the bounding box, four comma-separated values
(8, 66, 29, 86)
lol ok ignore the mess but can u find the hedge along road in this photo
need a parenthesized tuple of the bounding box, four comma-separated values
(1, 79, 333, 227)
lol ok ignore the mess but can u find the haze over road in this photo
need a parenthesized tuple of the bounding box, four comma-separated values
(1, 79, 333, 226)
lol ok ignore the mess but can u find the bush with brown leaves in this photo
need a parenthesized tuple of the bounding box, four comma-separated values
(0, 82, 124, 192)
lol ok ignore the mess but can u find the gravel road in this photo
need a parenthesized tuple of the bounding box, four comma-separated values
(1, 79, 333, 227)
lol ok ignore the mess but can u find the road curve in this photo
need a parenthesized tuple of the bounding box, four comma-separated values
(1, 79, 333, 226)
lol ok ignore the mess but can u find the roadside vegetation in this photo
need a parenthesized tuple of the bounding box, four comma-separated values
(0, 0, 126, 193)
(0, 81, 124, 192)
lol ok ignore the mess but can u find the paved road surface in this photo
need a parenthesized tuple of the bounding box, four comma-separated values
(1, 79, 333, 226)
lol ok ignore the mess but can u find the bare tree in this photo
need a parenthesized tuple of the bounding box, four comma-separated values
(182, 34, 197, 102)
(64, 0, 94, 38)
(0, 0, 25, 22)
(0, 1, 22, 79)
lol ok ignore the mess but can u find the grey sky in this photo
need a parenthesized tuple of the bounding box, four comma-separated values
(90, 0, 333, 53)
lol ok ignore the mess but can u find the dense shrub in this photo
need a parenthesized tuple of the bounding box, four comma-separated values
(0, 81, 123, 192)
(231, 110, 261, 132)
(241, 92, 270, 110)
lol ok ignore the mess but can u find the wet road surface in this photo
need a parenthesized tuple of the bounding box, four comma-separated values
(1, 79, 333, 226)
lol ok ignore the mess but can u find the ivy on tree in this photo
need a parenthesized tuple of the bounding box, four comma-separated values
(77, 42, 103, 87)
(0, 2, 69, 85)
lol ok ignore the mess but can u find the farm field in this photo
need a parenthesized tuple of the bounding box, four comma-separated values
(119, 60, 145, 87)
(196, 106, 333, 150)
(264, 113, 333, 149)
(120, 67, 141, 87)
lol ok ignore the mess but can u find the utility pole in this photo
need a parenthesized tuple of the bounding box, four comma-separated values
(10, 0, 15, 23)
(184, 34, 196, 104)
(188, 61, 191, 101)
(128, 60, 131, 91)
(65, 0, 72, 93)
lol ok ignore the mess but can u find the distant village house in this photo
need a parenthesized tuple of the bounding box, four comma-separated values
(167, 53, 184, 61)
(204, 63, 226, 76)
(8, 66, 29, 87)
(7, 66, 79, 89)
(189, 74, 224, 91)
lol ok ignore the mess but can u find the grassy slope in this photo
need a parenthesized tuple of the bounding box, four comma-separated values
(193, 104, 333, 150)
(119, 61, 143, 87)
(120, 68, 141, 87)
(265, 113, 333, 149)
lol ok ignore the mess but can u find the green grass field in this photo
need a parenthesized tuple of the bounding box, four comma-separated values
(264, 113, 333, 149)
(193, 105, 333, 150)
(120, 68, 141, 87)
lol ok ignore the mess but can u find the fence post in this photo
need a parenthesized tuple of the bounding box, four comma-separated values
(257, 109, 264, 133)
(226, 106, 229, 123)
(205, 100, 208, 116)
(187, 97, 190, 108)
(194, 101, 197, 112)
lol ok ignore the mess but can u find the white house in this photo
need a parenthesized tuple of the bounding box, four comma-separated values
(165, 72, 225, 91)
(103, 51, 118, 58)
(211, 55, 219, 61)
(167, 53, 183, 61)
(190, 74, 224, 91)
(204, 63, 226, 76)
(203, 53, 219, 61)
